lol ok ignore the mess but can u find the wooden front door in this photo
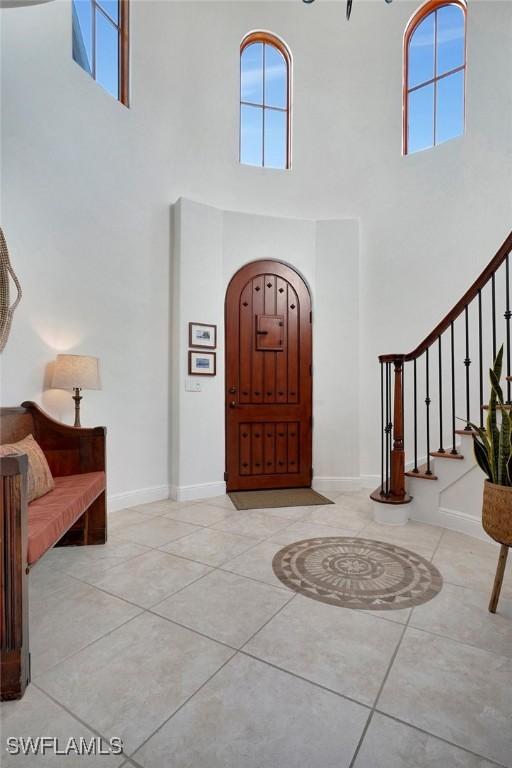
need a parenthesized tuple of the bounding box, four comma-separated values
(225, 261, 312, 491)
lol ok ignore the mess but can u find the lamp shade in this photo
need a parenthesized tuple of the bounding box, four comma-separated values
(51, 354, 101, 391)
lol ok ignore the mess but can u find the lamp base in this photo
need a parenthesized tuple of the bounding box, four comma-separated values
(72, 388, 82, 428)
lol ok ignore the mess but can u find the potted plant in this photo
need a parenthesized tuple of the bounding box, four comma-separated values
(468, 345, 512, 613)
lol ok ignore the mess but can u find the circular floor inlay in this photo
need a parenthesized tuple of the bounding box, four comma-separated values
(272, 537, 442, 610)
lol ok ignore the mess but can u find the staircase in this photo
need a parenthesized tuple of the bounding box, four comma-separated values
(371, 232, 512, 534)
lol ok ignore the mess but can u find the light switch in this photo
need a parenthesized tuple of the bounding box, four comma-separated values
(185, 379, 202, 392)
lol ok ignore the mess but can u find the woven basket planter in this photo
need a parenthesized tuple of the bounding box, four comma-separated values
(482, 481, 512, 546)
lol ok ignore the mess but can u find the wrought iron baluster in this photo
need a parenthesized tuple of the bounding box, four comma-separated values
(413, 358, 418, 472)
(450, 321, 457, 454)
(387, 362, 392, 495)
(438, 335, 444, 452)
(380, 361, 384, 493)
(425, 349, 432, 475)
(492, 273, 497, 361)
(464, 305, 471, 429)
(506, 254, 511, 403)
(478, 289, 484, 428)
(384, 362, 390, 496)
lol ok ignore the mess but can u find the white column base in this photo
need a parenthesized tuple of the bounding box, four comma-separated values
(371, 499, 410, 526)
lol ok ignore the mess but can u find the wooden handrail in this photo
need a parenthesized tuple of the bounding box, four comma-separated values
(379, 231, 512, 363)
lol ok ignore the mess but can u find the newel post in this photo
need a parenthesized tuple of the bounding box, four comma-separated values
(390, 358, 405, 498)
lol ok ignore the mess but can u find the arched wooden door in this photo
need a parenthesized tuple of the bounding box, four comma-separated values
(225, 261, 312, 492)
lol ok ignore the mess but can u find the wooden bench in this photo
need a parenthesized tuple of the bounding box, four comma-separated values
(0, 402, 106, 700)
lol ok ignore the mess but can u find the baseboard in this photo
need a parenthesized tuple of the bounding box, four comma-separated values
(409, 500, 496, 544)
(108, 485, 170, 513)
(170, 481, 227, 502)
(438, 506, 497, 544)
(313, 476, 364, 493)
(357, 460, 427, 493)
(107, 477, 493, 544)
(359, 474, 380, 490)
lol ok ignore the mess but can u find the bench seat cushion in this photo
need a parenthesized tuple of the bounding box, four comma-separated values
(27, 472, 105, 565)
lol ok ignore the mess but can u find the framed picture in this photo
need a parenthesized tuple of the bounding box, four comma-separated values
(189, 350, 216, 376)
(189, 322, 217, 349)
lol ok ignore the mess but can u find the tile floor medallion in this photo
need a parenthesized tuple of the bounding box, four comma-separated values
(272, 536, 443, 610)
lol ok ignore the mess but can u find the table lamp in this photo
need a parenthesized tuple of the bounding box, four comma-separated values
(51, 354, 101, 427)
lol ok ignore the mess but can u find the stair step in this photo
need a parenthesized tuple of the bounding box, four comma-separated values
(370, 486, 412, 505)
(405, 464, 438, 480)
(482, 404, 512, 411)
(455, 428, 478, 436)
(430, 450, 464, 460)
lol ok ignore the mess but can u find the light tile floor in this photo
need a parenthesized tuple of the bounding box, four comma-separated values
(2, 490, 511, 767)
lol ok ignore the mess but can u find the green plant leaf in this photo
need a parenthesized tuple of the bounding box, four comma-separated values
(487, 346, 504, 483)
(459, 347, 510, 486)
(478, 344, 506, 483)
(486, 402, 499, 483)
(498, 409, 511, 485)
(493, 345, 504, 381)
(473, 438, 492, 480)
(490, 369, 505, 405)
(465, 421, 492, 453)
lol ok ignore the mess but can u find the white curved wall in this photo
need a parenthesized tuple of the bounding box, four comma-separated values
(171, 198, 360, 499)
(1, 1, 511, 506)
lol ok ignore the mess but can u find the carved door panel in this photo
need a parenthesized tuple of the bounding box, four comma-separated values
(225, 261, 312, 491)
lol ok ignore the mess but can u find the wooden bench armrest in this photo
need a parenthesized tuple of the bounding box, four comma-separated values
(21, 401, 106, 477)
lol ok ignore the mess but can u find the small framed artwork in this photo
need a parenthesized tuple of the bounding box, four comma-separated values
(189, 350, 216, 376)
(189, 322, 217, 349)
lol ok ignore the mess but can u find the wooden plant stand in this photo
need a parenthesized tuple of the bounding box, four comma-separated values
(489, 544, 509, 614)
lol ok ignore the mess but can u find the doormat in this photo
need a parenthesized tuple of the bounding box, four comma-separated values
(272, 537, 443, 610)
(228, 488, 334, 511)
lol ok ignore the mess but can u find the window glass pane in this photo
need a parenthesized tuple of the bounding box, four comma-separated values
(72, 0, 92, 74)
(408, 83, 434, 153)
(408, 13, 435, 89)
(264, 44, 287, 109)
(241, 43, 263, 105)
(436, 69, 464, 144)
(240, 104, 263, 166)
(437, 5, 465, 76)
(264, 108, 287, 169)
(97, 0, 118, 24)
(95, 9, 119, 99)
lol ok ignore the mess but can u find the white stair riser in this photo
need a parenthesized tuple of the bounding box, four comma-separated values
(406, 434, 491, 541)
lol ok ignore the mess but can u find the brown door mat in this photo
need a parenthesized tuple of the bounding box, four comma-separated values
(228, 488, 334, 511)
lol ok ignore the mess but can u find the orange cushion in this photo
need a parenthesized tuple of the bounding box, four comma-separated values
(27, 472, 105, 565)
(0, 434, 54, 503)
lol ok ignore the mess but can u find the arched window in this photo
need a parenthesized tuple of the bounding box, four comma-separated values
(404, 0, 466, 154)
(240, 32, 291, 169)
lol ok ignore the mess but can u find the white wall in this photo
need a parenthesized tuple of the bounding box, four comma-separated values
(1, 1, 511, 507)
(0, 0, 174, 508)
(171, 198, 359, 499)
(171, 198, 225, 499)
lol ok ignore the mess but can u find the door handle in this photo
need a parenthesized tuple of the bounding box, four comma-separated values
(229, 401, 237, 408)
